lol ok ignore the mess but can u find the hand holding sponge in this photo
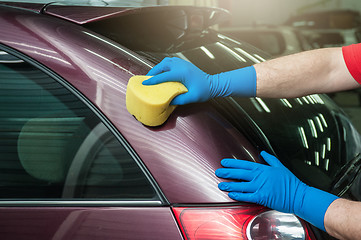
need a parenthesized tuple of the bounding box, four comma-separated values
(126, 75, 188, 126)
(126, 57, 257, 126)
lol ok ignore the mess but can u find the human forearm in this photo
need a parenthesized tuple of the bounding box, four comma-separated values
(324, 198, 361, 240)
(145, 48, 358, 105)
(254, 47, 358, 98)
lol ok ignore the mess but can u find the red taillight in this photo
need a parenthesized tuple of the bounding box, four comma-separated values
(172, 205, 315, 240)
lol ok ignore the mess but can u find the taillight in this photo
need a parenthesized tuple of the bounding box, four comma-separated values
(172, 205, 315, 240)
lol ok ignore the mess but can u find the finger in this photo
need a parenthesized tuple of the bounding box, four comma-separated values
(146, 57, 173, 76)
(228, 192, 260, 204)
(170, 92, 194, 105)
(218, 182, 257, 193)
(228, 192, 259, 204)
(221, 158, 260, 170)
(142, 72, 176, 85)
(215, 168, 254, 181)
(260, 151, 284, 168)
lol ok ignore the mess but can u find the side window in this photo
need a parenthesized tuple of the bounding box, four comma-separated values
(0, 50, 157, 200)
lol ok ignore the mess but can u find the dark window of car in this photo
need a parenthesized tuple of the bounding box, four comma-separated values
(0, 50, 157, 200)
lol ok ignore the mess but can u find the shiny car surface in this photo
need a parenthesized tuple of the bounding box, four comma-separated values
(0, 2, 360, 240)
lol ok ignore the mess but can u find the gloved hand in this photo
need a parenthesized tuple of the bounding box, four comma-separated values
(143, 57, 257, 105)
(215, 151, 339, 232)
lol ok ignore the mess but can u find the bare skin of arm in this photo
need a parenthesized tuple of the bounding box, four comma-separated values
(324, 198, 361, 240)
(254, 47, 360, 98)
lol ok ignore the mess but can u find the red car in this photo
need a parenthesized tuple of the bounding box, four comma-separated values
(0, 2, 360, 240)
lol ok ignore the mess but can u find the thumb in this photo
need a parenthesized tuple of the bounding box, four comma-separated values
(142, 72, 174, 85)
(260, 151, 284, 168)
(146, 57, 173, 76)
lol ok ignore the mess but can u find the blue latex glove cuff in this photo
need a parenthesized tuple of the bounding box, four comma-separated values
(210, 66, 257, 98)
(296, 186, 338, 232)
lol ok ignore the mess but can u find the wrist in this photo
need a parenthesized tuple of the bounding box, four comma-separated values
(209, 66, 257, 98)
(295, 186, 339, 231)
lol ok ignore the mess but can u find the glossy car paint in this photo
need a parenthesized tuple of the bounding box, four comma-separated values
(0, 207, 183, 239)
(0, 3, 258, 239)
(0, 4, 259, 204)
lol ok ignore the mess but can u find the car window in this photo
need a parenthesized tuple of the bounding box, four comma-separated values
(0, 50, 157, 201)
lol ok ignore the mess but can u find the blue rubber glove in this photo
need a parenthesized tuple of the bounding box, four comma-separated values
(143, 57, 256, 105)
(215, 151, 339, 232)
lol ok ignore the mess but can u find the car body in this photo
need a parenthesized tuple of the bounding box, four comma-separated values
(220, 25, 314, 57)
(1, 2, 361, 240)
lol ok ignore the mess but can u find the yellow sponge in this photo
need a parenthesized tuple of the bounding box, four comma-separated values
(126, 75, 188, 127)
